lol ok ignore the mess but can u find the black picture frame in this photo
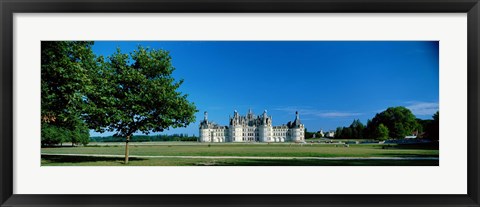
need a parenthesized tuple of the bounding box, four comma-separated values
(1, 0, 479, 206)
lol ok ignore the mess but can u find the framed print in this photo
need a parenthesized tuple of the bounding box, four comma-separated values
(1, 0, 479, 206)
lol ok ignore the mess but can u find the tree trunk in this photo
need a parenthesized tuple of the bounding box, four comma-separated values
(125, 135, 130, 164)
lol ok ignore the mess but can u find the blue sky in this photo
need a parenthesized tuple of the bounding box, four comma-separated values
(90, 41, 439, 137)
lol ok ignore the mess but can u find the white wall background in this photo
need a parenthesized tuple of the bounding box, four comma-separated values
(13, 13, 467, 194)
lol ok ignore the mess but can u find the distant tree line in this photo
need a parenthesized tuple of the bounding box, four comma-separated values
(335, 119, 366, 139)
(90, 134, 198, 142)
(334, 106, 439, 141)
(304, 128, 316, 139)
(41, 123, 90, 146)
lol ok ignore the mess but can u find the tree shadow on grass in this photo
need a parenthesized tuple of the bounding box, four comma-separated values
(200, 159, 439, 166)
(42, 155, 145, 164)
(383, 143, 439, 150)
(373, 153, 439, 158)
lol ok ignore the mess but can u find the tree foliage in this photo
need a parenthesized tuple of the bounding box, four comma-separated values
(41, 123, 89, 146)
(350, 119, 365, 139)
(304, 128, 316, 138)
(332, 107, 437, 141)
(334, 119, 365, 139)
(85, 46, 197, 136)
(366, 106, 421, 139)
(374, 123, 389, 140)
(423, 111, 439, 140)
(41, 41, 97, 146)
(335, 127, 343, 139)
(41, 42, 198, 153)
(41, 124, 68, 146)
(83, 46, 198, 163)
(90, 134, 198, 142)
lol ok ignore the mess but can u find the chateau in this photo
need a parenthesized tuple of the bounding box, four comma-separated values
(199, 110, 305, 143)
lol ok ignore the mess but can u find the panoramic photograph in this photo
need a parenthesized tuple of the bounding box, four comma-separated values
(41, 41, 439, 166)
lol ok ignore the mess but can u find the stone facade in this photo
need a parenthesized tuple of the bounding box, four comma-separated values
(199, 109, 305, 143)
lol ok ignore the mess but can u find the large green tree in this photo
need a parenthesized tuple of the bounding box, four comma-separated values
(364, 119, 374, 139)
(333, 119, 365, 139)
(374, 123, 389, 141)
(41, 41, 96, 146)
(350, 119, 365, 139)
(84, 46, 198, 163)
(304, 128, 315, 139)
(334, 127, 343, 139)
(424, 111, 439, 140)
(368, 106, 421, 139)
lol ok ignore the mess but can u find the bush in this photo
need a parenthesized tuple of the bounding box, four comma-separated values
(41, 123, 90, 146)
(41, 124, 68, 146)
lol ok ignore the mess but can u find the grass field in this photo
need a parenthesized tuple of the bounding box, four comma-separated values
(41, 142, 439, 166)
(41, 155, 438, 166)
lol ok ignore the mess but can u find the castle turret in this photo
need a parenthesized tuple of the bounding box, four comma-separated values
(258, 109, 273, 142)
(229, 110, 243, 142)
(289, 111, 305, 142)
(199, 111, 211, 142)
(293, 111, 302, 127)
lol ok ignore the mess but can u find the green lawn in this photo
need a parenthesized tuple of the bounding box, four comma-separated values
(41, 155, 439, 166)
(42, 142, 438, 158)
(41, 142, 438, 166)
(305, 138, 372, 142)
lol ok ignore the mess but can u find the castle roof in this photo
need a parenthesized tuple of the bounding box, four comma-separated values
(292, 111, 302, 126)
(202, 110, 302, 129)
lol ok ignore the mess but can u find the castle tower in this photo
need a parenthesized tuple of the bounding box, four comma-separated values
(289, 111, 305, 142)
(229, 110, 243, 142)
(258, 110, 273, 142)
(199, 111, 211, 142)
